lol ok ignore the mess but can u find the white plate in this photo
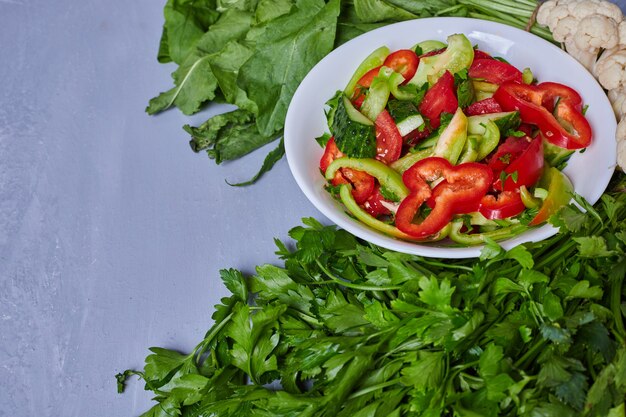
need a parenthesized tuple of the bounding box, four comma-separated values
(284, 17, 617, 258)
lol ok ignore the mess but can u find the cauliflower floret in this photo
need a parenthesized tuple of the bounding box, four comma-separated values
(536, 0, 558, 27)
(564, 38, 598, 71)
(619, 20, 626, 47)
(574, 14, 620, 52)
(552, 16, 579, 42)
(594, 48, 626, 90)
(617, 119, 626, 171)
(608, 87, 626, 120)
(570, 0, 623, 21)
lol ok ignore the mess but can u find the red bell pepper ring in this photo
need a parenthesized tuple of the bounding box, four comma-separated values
(465, 97, 503, 116)
(396, 157, 493, 238)
(478, 191, 526, 219)
(363, 186, 392, 218)
(469, 59, 523, 85)
(489, 135, 544, 192)
(375, 110, 403, 164)
(418, 70, 458, 129)
(493, 82, 592, 149)
(383, 49, 419, 84)
(538, 82, 582, 112)
(320, 138, 375, 204)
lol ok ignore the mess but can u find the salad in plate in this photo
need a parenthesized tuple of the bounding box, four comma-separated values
(317, 33, 593, 245)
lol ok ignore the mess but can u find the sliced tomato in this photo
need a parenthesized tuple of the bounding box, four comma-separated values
(320, 138, 375, 204)
(473, 50, 493, 60)
(469, 59, 523, 85)
(320, 137, 344, 173)
(465, 97, 503, 116)
(383, 49, 419, 84)
(489, 135, 544, 191)
(418, 71, 458, 129)
(363, 186, 392, 218)
(479, 191, 526, 219)
(356, 66, 381, 89)
(374, 110, 403, 164)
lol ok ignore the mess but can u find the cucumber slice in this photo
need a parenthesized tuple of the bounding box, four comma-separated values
(331, 95, 376, 158)
(387, 100, 425, 136)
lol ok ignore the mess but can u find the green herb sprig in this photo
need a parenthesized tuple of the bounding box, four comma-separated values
(119, 173, 626, 416)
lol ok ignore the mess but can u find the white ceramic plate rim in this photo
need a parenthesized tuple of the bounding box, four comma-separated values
(285, 17, 617, 258)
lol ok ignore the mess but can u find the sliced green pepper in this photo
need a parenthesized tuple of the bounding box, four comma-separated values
(519, 185, 541, 209)
(413, 39, 446, 54)
(458, 135, 479, 163)
(389, 148, 433, 173)
(529, 167, 573, 226)
(361, 67, 394, 121)
(449, 219, 528, 245)
(344, 46, 390, 98)
(433, 107, 467, 164)
(467, 118, 500, 160)
(326, 157, 409, 200)
(409, 34, 474, 86)
(339, 184, 410, 240)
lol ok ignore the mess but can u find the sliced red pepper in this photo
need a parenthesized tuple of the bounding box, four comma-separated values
(403, 126, 432, 146)
(374, 109, 403, 164)
(493, 82, 591, 149)
(517, 123, 534, 136)
(395, 157, 493, 238)
(469, 59, 523, 85)
(320, 138, 375, 204)
(383, 49, 419, 84)
(473, 50, 493, 60)
(479, 191, 526, 219)
(356, 66, 381, 89)
(363, 186, 392, 218)
(538, 82, 582, 112)
(418, 71, 458, 129)
(465, 97, 503, 116)
(489, 135, 544, 191)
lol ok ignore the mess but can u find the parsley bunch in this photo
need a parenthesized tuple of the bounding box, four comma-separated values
(119, 173, 626, 416)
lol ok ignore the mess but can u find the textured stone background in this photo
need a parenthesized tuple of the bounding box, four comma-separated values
(1, 1, 624, 416)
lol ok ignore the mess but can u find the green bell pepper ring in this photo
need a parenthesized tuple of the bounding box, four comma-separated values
(344, 46, 390, 98)
(408, 33, 474, 87)
(529, 167, 573, 226)
(325, 157, 409, 200)
(449, 219, 528, 245)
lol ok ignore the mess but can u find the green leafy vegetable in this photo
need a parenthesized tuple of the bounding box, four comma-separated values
(148, 0, 553, 184)
(119, 172, 626, 416)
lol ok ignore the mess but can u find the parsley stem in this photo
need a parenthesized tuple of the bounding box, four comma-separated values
(315, 260, 401, 291)
(513, 338, 547, 370)
(417, 259, 474, 272)
(610, 267, 626, 340)
(347, 377, 404, 399)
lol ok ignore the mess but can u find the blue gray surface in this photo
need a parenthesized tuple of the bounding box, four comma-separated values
(1, 1, 625, 416)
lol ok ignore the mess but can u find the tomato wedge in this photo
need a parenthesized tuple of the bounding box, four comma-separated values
(383, 49, 419, 84)
(374, 110, 403, 164)
(469, 59, 523, 85)
(479, 191, 526, 219)
(489, 135, 544, 191)
(473, 50, 493, 60)
(418, 70, 458, 129)
(363, 186, 392, 218)
(320, 138, 375, 204)
(465, 97, 503, 116)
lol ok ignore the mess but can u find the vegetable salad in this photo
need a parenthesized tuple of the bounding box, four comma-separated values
(318, 33, 593, 245)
